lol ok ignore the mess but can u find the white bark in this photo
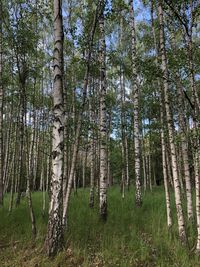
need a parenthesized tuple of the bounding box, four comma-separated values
(161, 108, 172, 228)
(45, 0, 64, 256)
(158, 0, 186, 244)
(99, 0, 107, 220)
(130, 0, 142, 206)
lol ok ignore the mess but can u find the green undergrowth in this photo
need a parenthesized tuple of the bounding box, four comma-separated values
(0, 187, 200, 266)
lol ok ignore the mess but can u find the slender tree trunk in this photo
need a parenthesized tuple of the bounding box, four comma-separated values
(82, 146, 87, 188)
(26, 109, 37, 238)
(0, 1, 3, 205)
(99, 0, 107, 220)
(107, 110, 112, 187)
(15, 79, 26, 206)
(9, 116, 19, 213)
(45, 0, 64, 256)
(33, 117, 39, 190)
(125, 136, 130, 189)
(186, 1, 200, 252)
(158, 0, 186, 245)
(166, 147, 173, 188)
(62, 2, 100, 227)
(129, 0, 142, 206)
(3, 101, 13, 190)
(63, 66, 69, 197)
(89, 79, 95, 208)
(187, 2, 200, 113)
(195, 147, 200, 252)
(174, 68, 193, 220)
(143, 155, 147, 192)
(161, 107, 172, 228)
(148, 154, 152, 191)
(89, 131, 95, 208)
(120, 66, 126, 198)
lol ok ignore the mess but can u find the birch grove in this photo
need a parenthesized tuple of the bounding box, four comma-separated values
(0, 0, 200, 261)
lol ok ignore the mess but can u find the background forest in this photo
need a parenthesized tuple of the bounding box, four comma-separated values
(0, 0, 200, 266)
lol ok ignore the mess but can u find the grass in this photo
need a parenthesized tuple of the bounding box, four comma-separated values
(0, 186, 200, 266)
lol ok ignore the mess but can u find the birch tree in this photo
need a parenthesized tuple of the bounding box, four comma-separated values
(45, 0, 64, 256)
(151, 0, 172, 228)
(99, 0, 107, 220)
(129, 0, 142, 206)
(158, 0, 186, 245)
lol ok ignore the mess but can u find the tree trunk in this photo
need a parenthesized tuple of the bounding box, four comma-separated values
(62, 3, 99, 227)
(195, 147, 200, 252)
(129, 0, 142, 206)
(174, 70, 193, 220)
(15, 79, 26, 206)
(99, 0, 107, 221)
(26, 108, 37, 238)
(45, 0, 64, 256)
(0, 1, 3, 205)
(161, 107, 172, 228)
(158, 0, 186, 245)
(89, 131, 95, 208)
(89, 78, 95, 208)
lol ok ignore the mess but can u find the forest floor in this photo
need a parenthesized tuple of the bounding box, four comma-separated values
(0, 187, 200, 267)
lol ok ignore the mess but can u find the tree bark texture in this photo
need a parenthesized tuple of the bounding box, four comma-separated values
(45, 0, 64, 256)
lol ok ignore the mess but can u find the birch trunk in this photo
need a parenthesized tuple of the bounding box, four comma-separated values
(62, 3, 99, 227)
(26, 111, 37, 238)
(129, 0, 142, 206)
(161, 107, 172, 228)
(195, 148, 200, 252)
(120, 66, 125, 197)
(158, 0, 186, 244)
(45, 0, 64, 256)
(15, 79, 26, 206)
(99, 0, 107, 220)
(176, 74, 193, 219)
(173, 54, 193, 212)
(89, 79, 95, 208)
(187, 0, 200, 252)
(89, 132, 95, 208)
(3, 101, 13, 190)
(125, 136, 130, 189)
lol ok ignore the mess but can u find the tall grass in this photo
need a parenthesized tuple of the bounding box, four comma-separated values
(0, 187, 199, 266)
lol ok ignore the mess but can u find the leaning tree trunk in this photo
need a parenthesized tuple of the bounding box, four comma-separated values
(45, 0, 64, 257)
(158, 0, 186, 245)
(129, 0, 142, 206)
(62, 3, 99, 227)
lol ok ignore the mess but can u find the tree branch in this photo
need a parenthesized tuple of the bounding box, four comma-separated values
(163, 0, 190, 37)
